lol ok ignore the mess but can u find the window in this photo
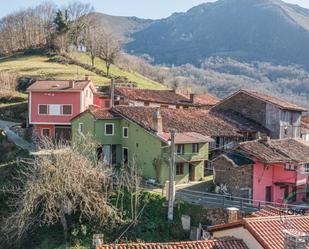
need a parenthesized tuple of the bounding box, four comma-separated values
(62, 105, 72, 115)
(304, 164, 309, 173)
(49, 104, 61, 115)
(105, 123, 114, 135)
(42, 128, 50, 137)
(192, 143, 199, 153)
(104, 100, 111, 108)
(284, 163, 295, 171)
(38, 105, 48, 115)
(123, 127, 128, 138)
(176, 163, 184, 175)
(123, 147, 128, 164)
(176, 144, 185, 155)
(78, 123, 84, 134)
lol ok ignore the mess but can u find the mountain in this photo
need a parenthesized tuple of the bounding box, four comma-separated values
(125, 0, 309, 67)
(89, 13, 153, 41)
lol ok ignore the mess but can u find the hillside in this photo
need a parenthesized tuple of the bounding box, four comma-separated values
(90, 12, 153, 41)
(0, 51, 164, 89)
(126, 0, 309, 67)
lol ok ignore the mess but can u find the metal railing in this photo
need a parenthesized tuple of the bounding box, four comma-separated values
(175, 188, 309, 212)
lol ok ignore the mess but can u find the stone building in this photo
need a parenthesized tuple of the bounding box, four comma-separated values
(212, 151, 254, 199)
(212, 89, 308, 139)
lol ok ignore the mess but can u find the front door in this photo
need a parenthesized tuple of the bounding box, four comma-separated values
(265, 186, 272, 203)
(189, 164, 195, 182)
(55, 126, 71, 142)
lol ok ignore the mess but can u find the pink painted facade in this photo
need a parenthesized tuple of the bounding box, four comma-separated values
(28, 79, 96, 140)
(252, 158, 300, 204)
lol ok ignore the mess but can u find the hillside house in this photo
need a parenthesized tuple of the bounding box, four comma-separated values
(212, 89, 308, 139)
(213, 138, 309, 204)
(27, 76, 96, 140)
(71, 106, 213, 185)
(71, 105, 271, 185)
(114, 87, 220, 109)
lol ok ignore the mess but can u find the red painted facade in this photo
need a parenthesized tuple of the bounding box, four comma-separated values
(252, 158, 302, 205)
(28, 80, 96, 140)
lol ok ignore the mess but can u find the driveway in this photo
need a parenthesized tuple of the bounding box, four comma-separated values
(0, 120, 33, 151)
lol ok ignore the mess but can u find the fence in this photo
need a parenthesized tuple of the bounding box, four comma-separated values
(176, 188, 309, 213)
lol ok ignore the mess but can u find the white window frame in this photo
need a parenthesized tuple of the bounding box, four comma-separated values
(123, 127, 128, 138)
(304, 163, 309, 173)
(176, 163, 185, 176)
(78, 123, 84, 134)
(38, 104, 48, 115)
(105, 123, 114, 136)
(62, 104, 73, 116)
(41, 128, 51, 137)
(49, 104, 61, 116)
(122, 147, 129, 163)
(284, 163, 295, 171)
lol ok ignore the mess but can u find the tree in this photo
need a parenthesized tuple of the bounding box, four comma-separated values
(2, 137, 142, 244)
(97, 30, 121, 77)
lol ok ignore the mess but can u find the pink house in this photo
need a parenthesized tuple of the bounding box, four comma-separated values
(239, 138, 309, 205)
(27, 76, 96, 140)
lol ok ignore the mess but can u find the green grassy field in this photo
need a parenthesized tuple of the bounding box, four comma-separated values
(0, 52, 164, 89)
(70, 52, 165, 89)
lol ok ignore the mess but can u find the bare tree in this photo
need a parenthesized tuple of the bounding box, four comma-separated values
(2, 136, 144, 246)
(97, 30, 121, 77)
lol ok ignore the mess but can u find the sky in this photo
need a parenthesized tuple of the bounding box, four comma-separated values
(1, 0, 309, 19)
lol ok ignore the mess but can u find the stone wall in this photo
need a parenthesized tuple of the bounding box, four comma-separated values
(213, 155, 253, 197)
(213, 92, 267, 126)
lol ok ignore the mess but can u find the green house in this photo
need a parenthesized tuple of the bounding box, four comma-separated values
(72, 106, 213, 185)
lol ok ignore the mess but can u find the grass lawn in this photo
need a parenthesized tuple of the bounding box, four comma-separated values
(70, 52, 165, 89)
(0, 52, 165, 89)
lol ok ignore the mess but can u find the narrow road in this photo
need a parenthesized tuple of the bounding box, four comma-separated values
(0, 120, 33, 151)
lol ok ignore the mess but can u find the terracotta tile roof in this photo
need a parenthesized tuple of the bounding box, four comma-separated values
(269, 139, 309, 164)
(240, 89, 308, 112)
(27, 80, 91, 91)
(115, 87, 192, 106)
(244, 216, 309, 249)
(209, 216, 309, 249)
(212, 110, 269, 134)
(71, 105, 115, 121)
(114, 106, 246, 138)
(158, 132, 214, 144)
(239, 138, 309, 163)
(193, 93, 221, 106)
(239, 140, 290, 163)
(96, 238, 249, 249)
(251, 206, 283, 217)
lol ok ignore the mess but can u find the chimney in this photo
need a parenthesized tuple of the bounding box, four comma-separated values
(69, 80, 75, 88)
(283, 230, 307, 249)
(152, 109, 163, 133)
(85, 75, 90, 81)
(190, 93, 196, 104)
(226, 207, 240, 223)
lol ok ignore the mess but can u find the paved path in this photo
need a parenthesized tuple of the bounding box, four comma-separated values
(0, 120, 34, 151)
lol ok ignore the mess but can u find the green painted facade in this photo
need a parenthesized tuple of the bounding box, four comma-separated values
(72, 113, 210, 185)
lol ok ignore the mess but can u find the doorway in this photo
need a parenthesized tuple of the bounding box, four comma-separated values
(265, 186, 272, 203)
(189, 164, 195, 182)
(55, 126, 71, 142)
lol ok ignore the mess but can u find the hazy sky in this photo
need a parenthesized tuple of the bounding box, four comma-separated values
(1, 0, 309, 19)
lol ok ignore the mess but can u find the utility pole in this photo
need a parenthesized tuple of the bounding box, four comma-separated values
(168, 129, 176, 222)
(111, 78, 115, 107)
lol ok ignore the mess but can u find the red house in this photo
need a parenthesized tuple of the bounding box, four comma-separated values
(239, 138, 309, 204)
(213, 138, 309, 205)
(27, 76, 96, 140)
